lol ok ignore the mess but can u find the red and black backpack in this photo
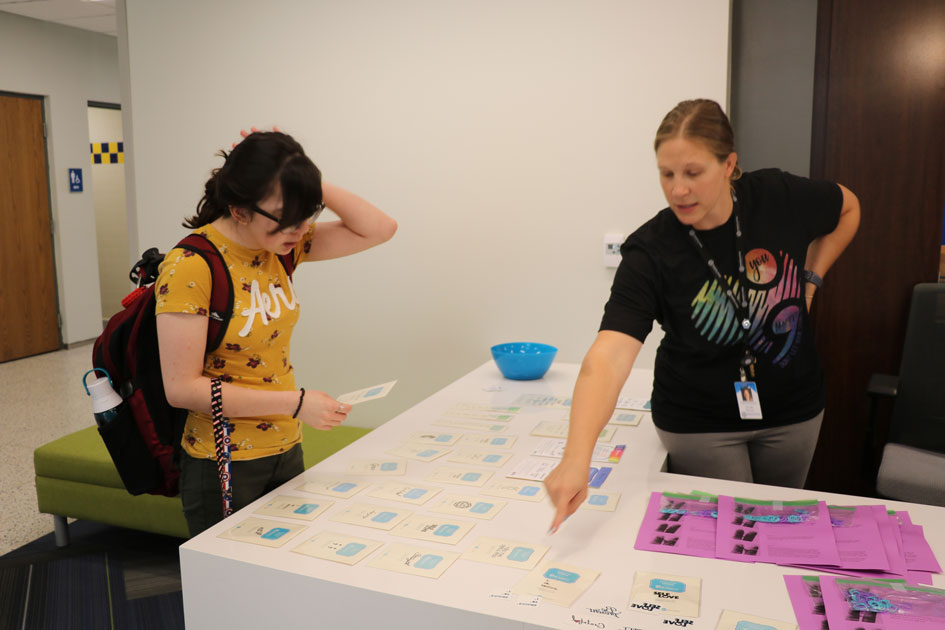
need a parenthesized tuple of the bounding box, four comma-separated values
(92, 233, 295, 496)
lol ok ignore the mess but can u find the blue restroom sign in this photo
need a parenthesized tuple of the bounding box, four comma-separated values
(69, 168, 83, 192)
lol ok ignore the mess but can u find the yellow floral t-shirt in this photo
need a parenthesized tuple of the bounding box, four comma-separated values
(154, 222, 315, 461)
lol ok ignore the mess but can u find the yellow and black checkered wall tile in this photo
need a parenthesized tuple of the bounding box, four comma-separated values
(90, 142, 124, 164)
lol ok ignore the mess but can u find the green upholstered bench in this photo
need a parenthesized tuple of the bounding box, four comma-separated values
(34, 423, 371, 546)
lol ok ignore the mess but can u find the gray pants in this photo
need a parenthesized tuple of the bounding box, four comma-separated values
(654, 411, 824, 489)
(179, 443, 305, 538)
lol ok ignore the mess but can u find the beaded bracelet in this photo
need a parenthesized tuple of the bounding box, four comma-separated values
(292, 388, 306, 419)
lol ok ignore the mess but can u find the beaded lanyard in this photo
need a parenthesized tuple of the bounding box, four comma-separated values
(210, 377, 233, 518)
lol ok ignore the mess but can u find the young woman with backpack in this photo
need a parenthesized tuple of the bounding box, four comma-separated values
(155, 130, 396, 537)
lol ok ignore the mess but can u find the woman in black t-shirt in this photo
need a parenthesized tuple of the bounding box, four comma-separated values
(544, 99, 860, 533)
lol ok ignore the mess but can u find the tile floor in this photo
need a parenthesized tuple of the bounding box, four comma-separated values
(0, 344, 96, 555)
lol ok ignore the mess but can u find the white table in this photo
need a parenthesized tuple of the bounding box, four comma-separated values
(180, 361, 945, 630)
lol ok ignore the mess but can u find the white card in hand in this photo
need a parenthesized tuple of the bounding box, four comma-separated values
(337, 380, 397, 405)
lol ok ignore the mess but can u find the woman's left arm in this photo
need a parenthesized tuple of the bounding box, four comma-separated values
(304, 182, 398, 261)
(804, 183, 860, 305)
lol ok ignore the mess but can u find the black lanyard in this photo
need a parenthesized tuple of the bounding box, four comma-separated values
(685, 190, 756, 379)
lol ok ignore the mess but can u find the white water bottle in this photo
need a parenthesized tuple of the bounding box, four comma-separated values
(83, 368, 124, 427)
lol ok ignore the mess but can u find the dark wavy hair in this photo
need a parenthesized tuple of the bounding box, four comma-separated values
(653, 99, 742, 180)
(184, 131, 322, 232)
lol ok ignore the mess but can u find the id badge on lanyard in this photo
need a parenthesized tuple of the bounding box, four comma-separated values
(687, 190, 763, 420)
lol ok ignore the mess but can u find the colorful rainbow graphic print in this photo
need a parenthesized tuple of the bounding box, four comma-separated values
(690, 248, 804, 367)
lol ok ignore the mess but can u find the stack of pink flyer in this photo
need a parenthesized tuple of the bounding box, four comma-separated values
(634, 492, 941, 585)
(785, 574, 945, 629)
(633, 492, 719, 559)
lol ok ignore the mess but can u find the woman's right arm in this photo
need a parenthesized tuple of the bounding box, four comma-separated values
(156, 312, 346, 430)
(544, 330, 642, 533)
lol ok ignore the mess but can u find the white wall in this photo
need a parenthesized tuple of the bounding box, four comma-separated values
(0, 12, 120, 344)
(121, 0, 731, 428)
(88, 106, 128, 319)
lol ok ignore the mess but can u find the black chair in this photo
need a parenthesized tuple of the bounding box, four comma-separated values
(866, 283, 945, 506)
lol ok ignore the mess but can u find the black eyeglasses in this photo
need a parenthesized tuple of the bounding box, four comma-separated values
(250, 203, 326, 232)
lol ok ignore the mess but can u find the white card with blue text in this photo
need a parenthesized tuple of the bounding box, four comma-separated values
(337, 380, 397, 405)
(291, 530, 383, 566)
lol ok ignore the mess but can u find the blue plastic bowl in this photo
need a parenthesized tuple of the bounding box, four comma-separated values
(490, 342, 558, 380)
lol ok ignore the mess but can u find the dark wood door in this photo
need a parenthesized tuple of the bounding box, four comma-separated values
(0, 93, 60, 362)
(807, 0, 945, 494)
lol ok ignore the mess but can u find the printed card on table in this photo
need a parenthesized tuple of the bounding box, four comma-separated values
(347, 458, 407, 475)
(447, 449, 513, 467)
(715, 609, 797, 630)
(253, 495, 333, 521)
(218, 517, 307, 548)
(425, 466, 493, 487)
(446, 403, 522, 415)
(457, 434, 517, 449)
(582, 491, 620, 512)
(292, 530, 383, 566)
(629, 571, 701, 617)
(365, 481, 441, 505)
(615, 396, 650, 411)
(386, 443, 451, 462)
(297, 475, 369, 499)
(512, 394, 571, 408)
(337, 380, 397, 405)
(429, 493, 507, 520)
(329, 502, 413, 531)
(434, 417, 509, 433)
(462, 537, 549, 570)
(512, 560, 600, 607)
(406, 431, 462, 446)
(506, 457, 558, 482)
(441, 403, 518, 422)
(608, 410, 647, 426)
(367, 542, 461, 579)
(392, 516, 476, 545)
(481, 479, 547, 502)
(531, 439, 623, 463)
(530, 420, 616, 443)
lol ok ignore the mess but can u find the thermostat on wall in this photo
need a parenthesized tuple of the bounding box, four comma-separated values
(604, 233, 624, 268)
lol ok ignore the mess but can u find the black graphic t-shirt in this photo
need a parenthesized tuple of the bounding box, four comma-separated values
(600, 169, 843, 433)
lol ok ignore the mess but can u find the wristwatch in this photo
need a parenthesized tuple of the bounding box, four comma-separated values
(802, 269, 823, 289)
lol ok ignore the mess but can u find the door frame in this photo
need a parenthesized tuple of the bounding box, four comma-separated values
(0, 89, 62, 357)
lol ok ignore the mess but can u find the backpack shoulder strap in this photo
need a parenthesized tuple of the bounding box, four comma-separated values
(175, 233, 234, 353)
(278, 251, 296, 279)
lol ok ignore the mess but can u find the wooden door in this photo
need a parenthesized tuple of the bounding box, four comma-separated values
(807, 0, 945, 494)
(0, 93, 60, 362)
